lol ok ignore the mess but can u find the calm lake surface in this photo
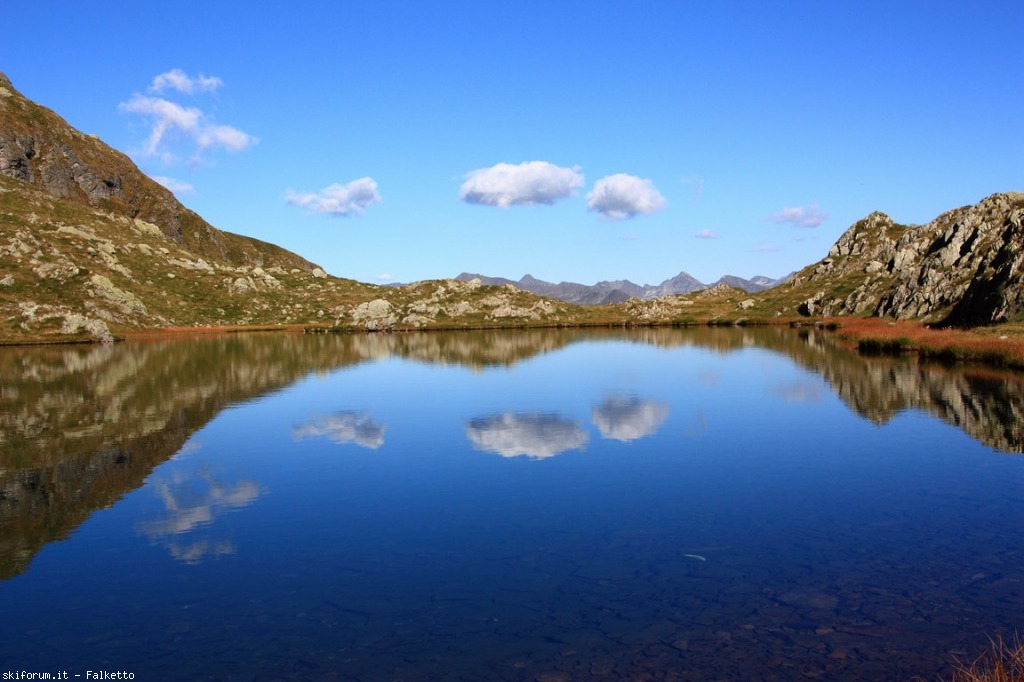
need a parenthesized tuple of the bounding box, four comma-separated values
(1, 328, 1022, 681)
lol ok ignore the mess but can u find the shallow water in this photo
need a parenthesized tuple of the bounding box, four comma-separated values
(1, 328, 1022, 681)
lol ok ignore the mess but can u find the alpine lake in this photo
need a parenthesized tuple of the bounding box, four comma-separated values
(1, 327, 1021, 682)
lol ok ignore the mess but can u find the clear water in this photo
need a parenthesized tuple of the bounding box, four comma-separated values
(1, 328, 1022, 681)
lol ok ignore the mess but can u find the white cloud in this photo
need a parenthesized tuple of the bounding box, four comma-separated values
(460, 161, 584, 207)
(119, 95, 202, 155)
(197, 124, 253, 152)
(150, 68, 223, 95)
(285, 178, 381, 217)
(694, 229, 718, 239)
(151, 175, 195, 195)
(587, 173, 666, 220)
(119, 73, 255, 162)
(752, 245, 781, 253)
(771, 204, 827, 228)
(375, 273, 394, 282)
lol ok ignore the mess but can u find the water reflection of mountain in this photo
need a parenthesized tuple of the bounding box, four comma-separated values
(0, 330, 590, 580)
(747, 327, 1024, 454)
(0, 333, 367, 580)
(2, 326, 1022, 579)
(609, 326, 1024, 454)
(466, 413, 589, 459)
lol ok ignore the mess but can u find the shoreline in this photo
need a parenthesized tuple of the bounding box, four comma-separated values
(4, 317, 1024, 371)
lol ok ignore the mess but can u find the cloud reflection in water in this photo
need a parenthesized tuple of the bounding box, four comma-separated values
(591, 396, 669, 442)
(137, 469, 262, 564)
(293, 411, 386, 450)
(466, 413, 588, 459)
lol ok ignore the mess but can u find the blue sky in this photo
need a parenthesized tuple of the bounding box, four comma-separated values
(4, 1, 1022, 285)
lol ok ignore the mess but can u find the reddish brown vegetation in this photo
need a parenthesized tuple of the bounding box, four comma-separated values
(829, 318, 1024, 370)
(945, 637, 1024, 682)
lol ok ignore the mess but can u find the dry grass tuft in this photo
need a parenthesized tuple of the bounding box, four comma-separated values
(947, 636, 1024, 682)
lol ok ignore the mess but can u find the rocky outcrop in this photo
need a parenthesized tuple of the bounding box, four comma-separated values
(335, 279, 570, 330)
(795, 192, 1024, 325)
(941, 200, 1024, 326)
(351, 299, 398, 330)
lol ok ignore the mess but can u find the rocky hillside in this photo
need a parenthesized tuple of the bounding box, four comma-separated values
(2, 71, 1021, 340)
(0, 73, 601, 341)
(757, 192, 1024, 326)
(0, 73, 316, 272)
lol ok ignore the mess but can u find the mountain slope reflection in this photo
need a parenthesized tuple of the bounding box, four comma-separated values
(2, 327, 1023, 582)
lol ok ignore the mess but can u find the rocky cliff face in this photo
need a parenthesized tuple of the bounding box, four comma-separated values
(0, 72, 317, 273)
(794, 192, 1024, 325)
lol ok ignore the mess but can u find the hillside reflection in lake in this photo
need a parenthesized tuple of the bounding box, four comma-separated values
(1, 328, 1022, 681)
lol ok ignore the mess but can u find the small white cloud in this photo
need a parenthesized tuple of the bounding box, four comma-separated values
(681, 175, 705, 200)
(119, 95, 202, 155)
(285, 178, 381, 217)
(587, 173, 666, 220)
(752, 245, 781, 253)
(197, 124, 253, 152)
(376, 273, 394, 282)
(151, 68, 223, 95)
(151, 175, 195, 195)
(694, 229, 718, 239)
(119, 91, 254, 159)
(771, 204, 827, 228)
(460, 161, 584, 207)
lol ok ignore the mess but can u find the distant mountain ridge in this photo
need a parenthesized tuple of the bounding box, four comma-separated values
(455, 271, 791, 305)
